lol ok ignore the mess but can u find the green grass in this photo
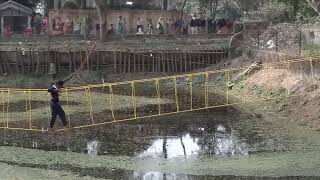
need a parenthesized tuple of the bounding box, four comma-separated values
(303, 42, 320, 57)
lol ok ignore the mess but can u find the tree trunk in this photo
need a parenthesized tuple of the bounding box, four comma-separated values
(292, 0, 299, 19)
(180, 0, 187, 20)
(94, 0, 108, 41)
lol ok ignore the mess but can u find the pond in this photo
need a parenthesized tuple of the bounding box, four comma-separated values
(0, 105, 319, 179)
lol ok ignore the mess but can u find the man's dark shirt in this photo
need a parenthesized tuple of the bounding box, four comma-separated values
(195, 18, 201, 27)
(48, 84, 60, 102)
(190, 19, 196, 27)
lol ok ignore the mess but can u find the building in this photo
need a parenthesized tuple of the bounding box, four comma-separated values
(0, 0, 33, 34)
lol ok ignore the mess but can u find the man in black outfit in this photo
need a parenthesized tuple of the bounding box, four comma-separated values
(48, 80, 67, 130)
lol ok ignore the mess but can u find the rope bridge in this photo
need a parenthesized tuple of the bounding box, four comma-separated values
(0, 56, 320, 132)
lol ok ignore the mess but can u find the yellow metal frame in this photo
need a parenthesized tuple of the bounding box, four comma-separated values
(0, 57, 319, 132)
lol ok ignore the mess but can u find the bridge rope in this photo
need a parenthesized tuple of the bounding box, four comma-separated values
(0, 56, 319, 132)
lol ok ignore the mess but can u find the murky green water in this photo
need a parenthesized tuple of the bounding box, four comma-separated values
(0, 105, 320, 179)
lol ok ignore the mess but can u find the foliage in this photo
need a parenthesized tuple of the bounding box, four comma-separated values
(248, 2, 291, 23)
(275, 0, 318, 20)
(216, 1, 242, 20)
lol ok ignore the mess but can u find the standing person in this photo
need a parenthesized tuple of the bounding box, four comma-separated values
(165, 18, 170, 34)
(35, 14, 42, 34)
(168, 19, 174, 34)
(190, 16, 196, 34)
(182, 19, 189, 35)
(96, 23, 100, 38)
(195, 17, 201, 34)
(200, 17, 206, 33)
(107, 24, 115, 35)
(117, 16, 125, 35)
(147, 19, 153, 35)
(175, 18, 182, 34)
(157, 17, 165, 34)
(42, 16, 48, 35)
(48, 80, 67, 131)
(136, 17, 144, 33)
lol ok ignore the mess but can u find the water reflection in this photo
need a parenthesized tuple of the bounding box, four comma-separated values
(87, 140, 99, 155)
(132, 171, 318, 180)
(1, 111, 263, 157)
(133, 171, 188, 180)
(214, 125, 248, 155)
(139, 134, 199, 158)
(139, 124, 249, 158)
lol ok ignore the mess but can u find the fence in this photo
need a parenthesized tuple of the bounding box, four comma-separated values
(0, 48, 229, 76)
(0, 56, 320, 132)
(245, 27, 303, 56)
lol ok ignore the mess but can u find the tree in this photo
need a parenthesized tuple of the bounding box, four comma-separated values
(305, 0, 320, 15)
(180, 0, 188, 20)
(274, 0, 318, 19)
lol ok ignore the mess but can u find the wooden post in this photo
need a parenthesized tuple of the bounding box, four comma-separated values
(35, 49, 40, 76)
(190, 53, 193, 71)
(161, 52, 165, 73)
(197, 52, 201, 69)
(3, 55, 12, 75)
(73, 49, 76, 71)
(128, 52, 131, 73)
(28, 48, 31, 73)
(184, 52, 187, 72)
(80, 49, 83, 67)
(69, 49, 72, 73)
(133, 52, 136, 73)
(57, 49, 61, 74)
(0, 57, 3, 75)
(86, 48, 90, 71)
(143, 53, 147, 72)
(137, 54, 143, 72)
(15, 48, 19, 74)
(171, 52, 175, 72)
(119, 50, 122, 73)
(179, 53, 183, 72)
(174, 53, 178, 72)
(21, 49, 25, 75)
(202, 52, 205, 68)
(113, 50, 117, 73)
(123, 51, 127, 73)
(96, 50, 100, 71)
(152, 55, 155, 73)
(157, 54, 161, 72)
